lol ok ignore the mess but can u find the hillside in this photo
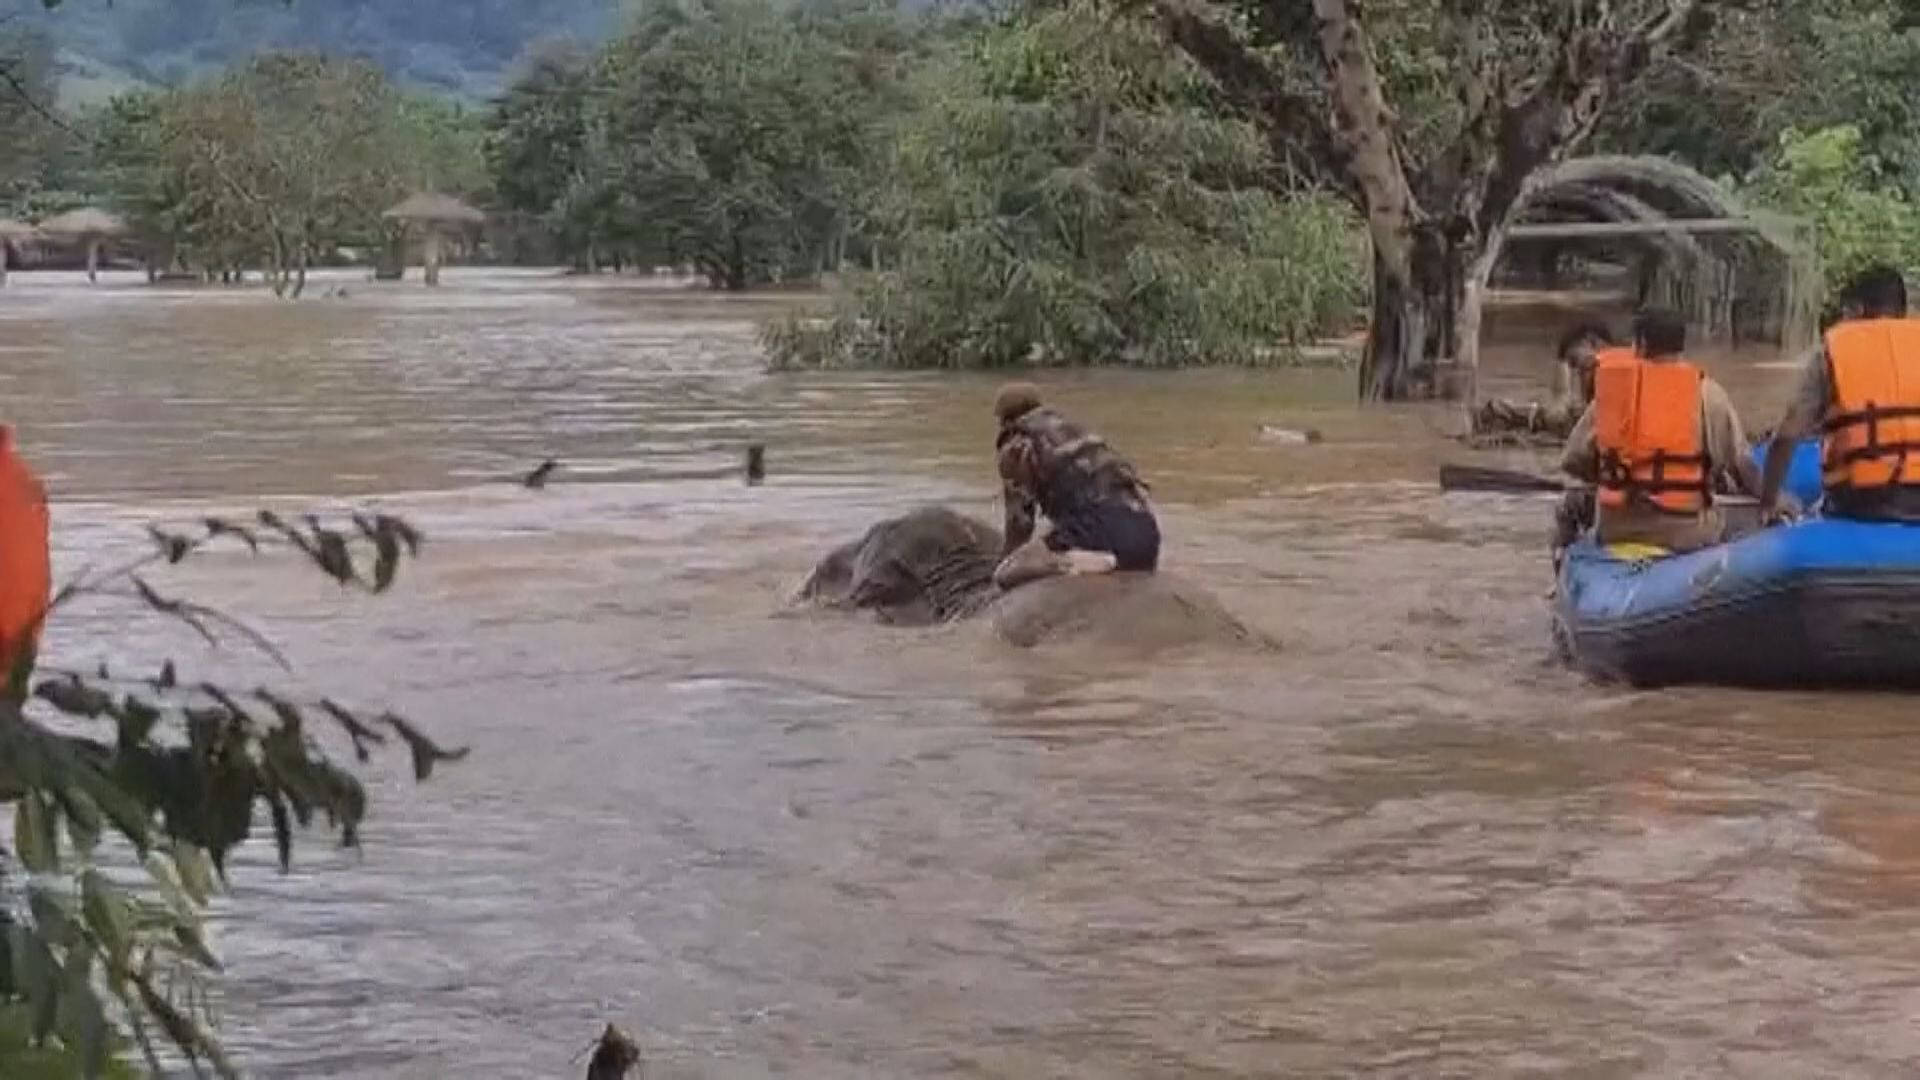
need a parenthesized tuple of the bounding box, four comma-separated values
(2, 0, 620, 104)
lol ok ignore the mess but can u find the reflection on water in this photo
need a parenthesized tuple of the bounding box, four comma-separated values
(9, 270, 1920, 1076)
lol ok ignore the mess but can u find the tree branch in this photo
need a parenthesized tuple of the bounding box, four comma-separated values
(0, 56, 73, 135)
(1468, 0, 1711, 240)
(1310, 0, 1420, 283)
(1639, 0, 1700, 45)
(1150, 0, 1350, 197)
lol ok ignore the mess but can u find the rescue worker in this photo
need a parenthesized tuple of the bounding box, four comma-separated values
(0, 424, 50, 698)
(1759, 265, 1920, 523)
(1559, 308, 1763, 554)
(991, 383, 1160, 590)
(1473, 322, 1618, 440)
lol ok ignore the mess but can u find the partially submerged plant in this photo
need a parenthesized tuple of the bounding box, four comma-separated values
(1, 509, 464, 1077)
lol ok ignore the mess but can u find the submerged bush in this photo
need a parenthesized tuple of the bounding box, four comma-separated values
(762, 0, 1364, 370)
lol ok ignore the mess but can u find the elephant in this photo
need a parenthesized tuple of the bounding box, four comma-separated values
(795, 505, 1275, 651)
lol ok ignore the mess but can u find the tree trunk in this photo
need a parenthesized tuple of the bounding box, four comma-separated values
(85, 239, 99, 284)
(291, 241, 310, 300)
(1158, 0, 1701, 403)
(726, 231, 747, 292)
(1359, 226, 1485, 401)
(269, 236, 290, 298)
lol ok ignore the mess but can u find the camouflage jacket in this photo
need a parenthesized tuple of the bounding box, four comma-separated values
(995, 406, 1146, 552)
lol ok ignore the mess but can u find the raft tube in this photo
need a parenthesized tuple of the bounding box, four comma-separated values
(1555, 440, 1920, 689)
(1764, 437, 1824, 509)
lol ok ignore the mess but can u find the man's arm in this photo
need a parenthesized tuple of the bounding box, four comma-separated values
(1002, 482, 1036, 555)
(997, 434, 1038, 554)
(1760, 347, 1830, 514)
(1560, 403, 1599, 482)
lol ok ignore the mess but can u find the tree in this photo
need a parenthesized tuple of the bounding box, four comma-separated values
(1742, 124, 1920, 295)
(591, 0, 906, 289)
(1155, 0, 1711, 399)
(1599, 1, 1920, 183)
(84, 92, 197, 275)
(486, 41, 598, 266)
(206, 53, 405, 295)
(391, 95, 490, 200)
(1, 511, 463, 1077)
(87, 52, 485, 291)
(765, 0, 1363, 369)
(487, 42, 593, 220)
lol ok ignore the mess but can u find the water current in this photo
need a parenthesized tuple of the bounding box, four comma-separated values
(5, 269, 1919, 1078)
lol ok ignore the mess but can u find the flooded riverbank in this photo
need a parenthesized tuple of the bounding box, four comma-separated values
(6, 270, 1919, 1077)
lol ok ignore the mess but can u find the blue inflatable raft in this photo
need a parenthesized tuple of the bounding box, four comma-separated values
(1555, 441, 1920, 688)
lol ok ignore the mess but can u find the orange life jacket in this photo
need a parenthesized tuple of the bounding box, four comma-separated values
(1593, 355, 1711, 515)
(0, 427, 49, 688)
(1820, 318, 1920, 490)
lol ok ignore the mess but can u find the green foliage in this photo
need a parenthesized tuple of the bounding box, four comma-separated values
(582, 0, 915, 286)
(1742, 124, 1920, 295)
(1602, 1, 1920, 182)
(485, 42, 593, 222)
(1792, 8, 1920, 194)
(85, 52, 488, 291)
(763, 1, 1364, 369)
(0, 510, 462, 1077)
(393, 95, 490, 200)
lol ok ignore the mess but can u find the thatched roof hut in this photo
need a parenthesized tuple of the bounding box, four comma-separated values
(38, 207, 129, 283)
(40, 207, 127, 238)
(383, 193, 484, 285)
(383, 192, 485, 227)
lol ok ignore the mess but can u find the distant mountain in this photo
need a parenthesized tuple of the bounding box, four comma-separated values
(2, 0, 621, 105)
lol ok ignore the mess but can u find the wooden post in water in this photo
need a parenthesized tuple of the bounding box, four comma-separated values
(584, 1024, 640, 1079)
(745, 443, 766, 485)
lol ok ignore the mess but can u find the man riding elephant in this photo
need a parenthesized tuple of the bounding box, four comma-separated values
(991, 383, 1161, 590)
(794, 504, 1269, 651)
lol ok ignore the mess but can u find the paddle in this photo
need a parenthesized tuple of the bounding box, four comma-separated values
(1438, 464, 1566, 494)
(1437, 462, 1769, 513)
(1439, 434, 1789, 496)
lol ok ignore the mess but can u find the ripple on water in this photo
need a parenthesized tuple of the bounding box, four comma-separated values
(9, 271, 1920, 1076)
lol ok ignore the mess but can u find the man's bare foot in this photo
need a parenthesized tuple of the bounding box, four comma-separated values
(994, 546, 1070, 590)
(1063, 550, 1118, 575)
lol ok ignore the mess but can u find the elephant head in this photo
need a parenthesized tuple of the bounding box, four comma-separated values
(795, 505, 1277, 652)
(795, 505, 1005, 625)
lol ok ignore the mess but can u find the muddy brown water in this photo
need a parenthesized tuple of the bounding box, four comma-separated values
(6, 270, 1920, 1078)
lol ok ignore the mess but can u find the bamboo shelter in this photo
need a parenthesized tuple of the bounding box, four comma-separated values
(382, 193, 485, 287)
(39, 208, 128, 284)
(1487, 155, 1817, 355)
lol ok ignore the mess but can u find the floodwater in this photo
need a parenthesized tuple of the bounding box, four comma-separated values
(6, 269, 1920, 1078)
